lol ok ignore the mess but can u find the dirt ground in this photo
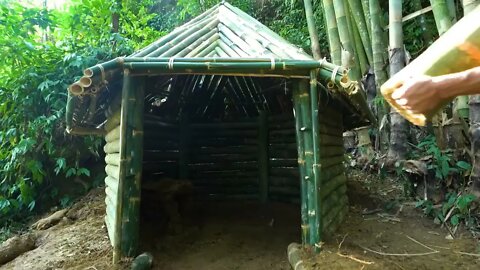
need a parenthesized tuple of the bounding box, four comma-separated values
(1, 171, 479, 270)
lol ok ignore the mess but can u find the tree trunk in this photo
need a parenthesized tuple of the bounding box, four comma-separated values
(465, 0, 480, 197)
(0, 234, 37, 265)
(370, 0, 390, 152)
(304, 0, 322, 60)
(387, 0, 409, 163)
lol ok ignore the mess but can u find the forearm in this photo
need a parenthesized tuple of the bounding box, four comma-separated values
(436, 66, 480, 100)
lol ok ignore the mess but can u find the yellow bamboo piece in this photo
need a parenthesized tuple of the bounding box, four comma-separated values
(381, 6, 480, 126)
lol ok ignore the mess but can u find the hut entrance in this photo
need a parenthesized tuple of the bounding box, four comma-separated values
(138, 75, 303, 268)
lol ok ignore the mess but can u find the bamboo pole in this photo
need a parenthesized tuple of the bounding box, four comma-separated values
(322, 0, 342, 65)
(361, 0, 372, 41)
(120, 76, 145, 257)
(292, 80, 310, 246)
(387, 0, 408, 162)
(333, 0, 361, 80)
(430, 0, 454, 35)
(348, 0, 373, 65)
(304, 0, 322, 59)
(309, 70, 322, 252)
(112, 70, 131, 264)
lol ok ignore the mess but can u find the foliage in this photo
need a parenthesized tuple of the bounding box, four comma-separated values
(0, 0, 159, 224)
(411, 135, 471, 181)
(416, 192, 477, 228)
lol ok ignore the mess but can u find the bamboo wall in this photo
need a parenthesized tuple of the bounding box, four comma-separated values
(188, 120, 260, 200)
(268, 115, 301, 203)
(318, 106, 348, 235)
(103, 109, 121, 247)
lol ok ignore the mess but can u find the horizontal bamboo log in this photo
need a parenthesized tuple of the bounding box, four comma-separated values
(287, 243, 309, 270)
(269, 176, 299, 186)
(324, 205, 348, 235)
(322, 197, 348, 233)
(142, 160, 178, 170)
(188, 161, 258, 171)
(321, 185, 347, 215)
(318, 133, 343, 146)
(191, 121, 258, 129)
(268, 114, 294, 122)
(268, 195, 300, 204)
(105, 165, 120, 180)
(105, 109, 121, 132)
(105, 125, 121, 143)
(319, 155, 344, 169)
(193, 193, 259, 201)
(269, 159, 297, 167)
(191, 129, 258, 137)
(195, 145, 258, 154)
(269, 129, 296, 136)
(189, 170, 258, 178)
(105, 153, 120, 166)
(320, 146, 345, 157)
(144, 119, 179, 128)
(190, 177, 258, 186)
(105, 176, 119, 194)
(269, 168, 300, 178)
(269, 186, 300, 196)
(320, 174, 347, 199)
(104, 140, 120, 154)
(268, 143, 297, 151)
(322, 164, 345, 181)
(268, 121, 295, 130)
(190, 153, 257, 163)
(194, 186, 259, 195)
(190, 138, 258, 147)
(143, 150, 179, 160)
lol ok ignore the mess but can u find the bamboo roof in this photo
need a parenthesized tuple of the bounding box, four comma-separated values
(131, 2, 313, 60)
(65, 2, 374, 134)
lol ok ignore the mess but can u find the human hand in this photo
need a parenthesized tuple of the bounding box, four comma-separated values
(390, 75, 449, 117)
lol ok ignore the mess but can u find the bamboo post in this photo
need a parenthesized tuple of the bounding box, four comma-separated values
(258, 110, 269, 203)
(292, 81, 310, 245)
(309, 70, 322, 252)
(112, 70, 132, 264)
(179, 114, 190, 179)
(120, 75, 145, 257)
(297, 79, 319, 248)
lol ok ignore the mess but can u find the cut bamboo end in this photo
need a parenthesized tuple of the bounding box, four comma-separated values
(78, 76, 92, 88)
(69, 83, 84, 96)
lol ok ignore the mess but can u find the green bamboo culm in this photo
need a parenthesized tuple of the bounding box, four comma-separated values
(304, 0, 322, 59)
(292, 81, 310, 245)
(369, 0, 389, 151)
(387, 0, 409, 162)
(322, 0, 342, 65)
(351, 15, 369, 75)
(347, 0, 373, 65)
(332, 0, 361, 80)
(361, 0, 372, 40)
(429, 0, 455, 35)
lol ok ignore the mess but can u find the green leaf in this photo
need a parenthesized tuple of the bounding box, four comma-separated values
(450, 214, 460, 226)
(456, 161, 472, 171)
(77, 167, 90, 177)
(54, 158, 66, 175)
(66, 167, 76, 178)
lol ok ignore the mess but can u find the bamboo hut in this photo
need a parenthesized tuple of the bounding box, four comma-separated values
(66, 2, 374, 263)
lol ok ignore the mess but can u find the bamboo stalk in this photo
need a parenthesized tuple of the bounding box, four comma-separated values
(323, 0, 342, 65)
(348, 0, 373, 65)
(292, 80, 310, 246)
(304, 0, 322, 59)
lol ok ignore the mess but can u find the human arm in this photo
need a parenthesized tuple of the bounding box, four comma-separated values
(391, 66, 480, 116)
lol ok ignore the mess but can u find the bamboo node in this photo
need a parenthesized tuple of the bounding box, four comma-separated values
(305, 151, 313, 156)
(304, 176, 310, 180)
(330, 66, 340, 84)
(308, 210, 316, 216)
(297, 158, 305, 165)
(270, 56, 275, 70)
(300, 127, 307, 131)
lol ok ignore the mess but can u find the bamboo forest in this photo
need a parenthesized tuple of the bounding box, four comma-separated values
(1, 0, 480, 269)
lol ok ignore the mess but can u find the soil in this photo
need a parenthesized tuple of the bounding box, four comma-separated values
(1, 170, 479, 270)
